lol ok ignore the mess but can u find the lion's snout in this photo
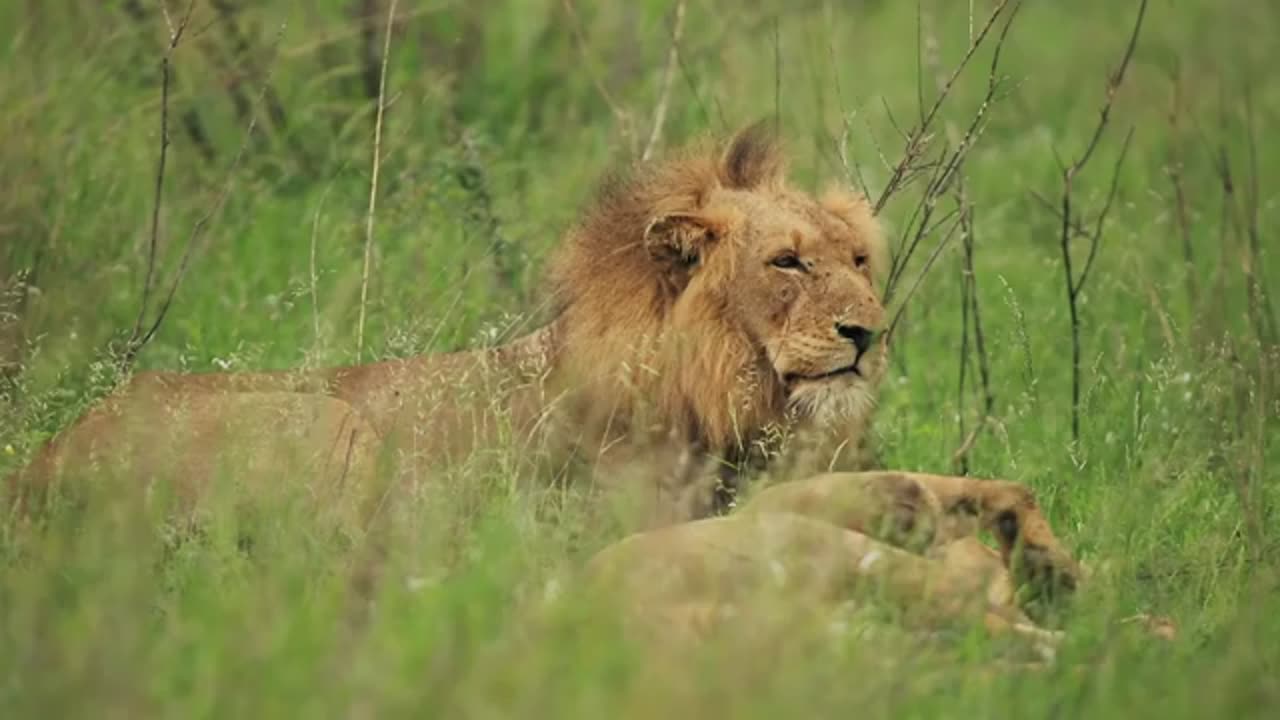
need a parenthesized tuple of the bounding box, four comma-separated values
(834, 322, 877, 355)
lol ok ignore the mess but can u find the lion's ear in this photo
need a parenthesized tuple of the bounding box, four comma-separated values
(643, 206, 740, 270)
(643, 212, 715, 268)
(720, 122, 784, 190)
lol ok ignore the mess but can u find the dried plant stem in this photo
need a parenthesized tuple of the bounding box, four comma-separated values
(356, 0, 398, 363)
(883, 0, 1023, 337)
(641, 0, 687, 163)
(562, 0, 636, 155)
(310, 183, 336, 344)
(874, 0, 1017, 214)
(952, 187, 995, 473)
(127, 0, 196, 360)
(1051, 0, 1147, 445)
(128, 29, 284, 369)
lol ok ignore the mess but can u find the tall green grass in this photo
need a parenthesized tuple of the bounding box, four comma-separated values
(2, 0, 1277, 716)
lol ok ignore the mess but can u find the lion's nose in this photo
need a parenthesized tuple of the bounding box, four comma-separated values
(835, 323, 876, 354)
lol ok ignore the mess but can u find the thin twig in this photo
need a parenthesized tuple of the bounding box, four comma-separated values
(127, 0, 197, 357)
(915, 0, 925, 125)
(1029, 190, 1091, 238)
(1047, 0, 1148, 445)
(1240, 85, 1278, 344)
(673, 32, 720, 131)
(1165, 62, 1198, 307)
(955, 194, 972, 474)
(1075, 127, 1134, 292)
(1067, 0, 1147, 176)
(129, 25, 286, 361)
(356, 0, 398, 363)
(310, 182, 336, 345)
(883, 0, 1022, 305)
(641, 0, 687, 163)
(773, 16, 782, 134)
(824, 0, 870, 198)
(885, 220, 962, 341)
(874, 0, 1016, 213)
(209, 0, 314, 173)
(561, 0, 637, 155)
(952, 183, 995, 472)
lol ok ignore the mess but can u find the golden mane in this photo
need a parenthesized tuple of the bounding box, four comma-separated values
(549, 123, 786, 325)
(544, 125, 798, 464)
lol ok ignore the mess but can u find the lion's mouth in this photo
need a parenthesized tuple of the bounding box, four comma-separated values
(783, 363, 861, 387)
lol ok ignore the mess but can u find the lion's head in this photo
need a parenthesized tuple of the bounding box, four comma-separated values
(549, 124, 887, 461)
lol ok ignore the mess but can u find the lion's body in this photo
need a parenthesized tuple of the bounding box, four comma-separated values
(13, 389, 382, 531)
(10, 126, 890, 523)
(585, 471, 1083, 650)
(741, 471, 1083, 595)
(583, 512, 1059, 648)
(7, 327, 556, 512)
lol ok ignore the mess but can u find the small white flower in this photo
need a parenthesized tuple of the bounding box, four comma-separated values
(857, 549, 883, 574)
(769, 559, 788, 586)
(541, 578, 562, 602)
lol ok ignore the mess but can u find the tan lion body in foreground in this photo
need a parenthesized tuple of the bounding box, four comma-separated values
(586, 471, 1081, 650)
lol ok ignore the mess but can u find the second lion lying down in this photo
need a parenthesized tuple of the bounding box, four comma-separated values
(585, 471, 1082, 649)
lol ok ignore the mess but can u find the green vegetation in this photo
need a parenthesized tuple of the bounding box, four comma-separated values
(2, 0, 1277, 716)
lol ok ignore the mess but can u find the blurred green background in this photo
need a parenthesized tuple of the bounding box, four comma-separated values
(1, 0, 1278, 717)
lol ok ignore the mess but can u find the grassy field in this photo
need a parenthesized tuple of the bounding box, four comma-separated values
(2, 0, 1278, 716)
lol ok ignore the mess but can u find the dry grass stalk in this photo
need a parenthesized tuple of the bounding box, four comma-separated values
(356, 0, 398, 363)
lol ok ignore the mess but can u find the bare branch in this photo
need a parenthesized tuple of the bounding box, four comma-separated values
(310, 182, 337, 345)
(885, 220, 962, 342)
(562, 0, 637, 155)
(952, 183, 995, 473)
(1029, 190, 1091, 238)
(673, 31, 722, 131)
(1068, 0, 1147, 176)
(874, 0, 1019, 213)
(209, 0, 315, 173)
(1240, 85, 1278, 344)
(131, 25, 286, 360)
(641, 0, 687, 163)
(1074, 127, 1133, 293)
(356, 0, 398, 362)
(127, 0, 197, 355)
(1044, 0, 1148, 446)
(914, 0, 925, 125)
(1164, 60, 1197, 306)
(773, 16, 781, 134)
(883, 0, 1022, 305)
(824, 2, 870, 198)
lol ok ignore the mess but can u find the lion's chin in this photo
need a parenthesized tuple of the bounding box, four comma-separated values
(785, 374, 877, 425)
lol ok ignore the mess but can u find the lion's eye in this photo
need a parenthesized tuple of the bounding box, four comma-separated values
(854, 254, 869, 269)
(770, 253, 803, 270)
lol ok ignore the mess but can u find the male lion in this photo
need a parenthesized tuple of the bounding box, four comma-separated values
(9, 124, 891, 523)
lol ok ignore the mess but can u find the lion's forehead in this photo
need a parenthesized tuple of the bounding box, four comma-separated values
(734, 193, 854, 253)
